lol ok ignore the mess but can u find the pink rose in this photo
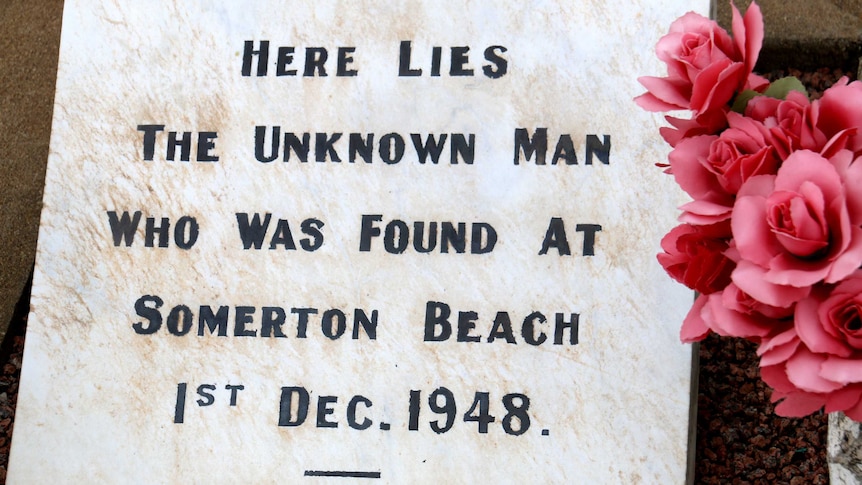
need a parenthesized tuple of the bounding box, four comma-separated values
(703, 113, 780, 194)
(681, 283, 792, 343)
(760, 357, 862, 420)
(657, 222, 735, 295)
(730, 149, 862, 307)
(669, 112, 779, 224)
(797, 277, 862, 357)
(746, 91, 828, 160)
(635, 2, 766, 117)
(817, 78, 862, 155)
(669, 135, 730, 224)
(680, 294, 712, 342)
(660, 110, 729, 147)
(756, 276, 862, 419)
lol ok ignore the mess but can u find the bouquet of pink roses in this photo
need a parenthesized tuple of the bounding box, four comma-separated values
(637, 1, 862, 420)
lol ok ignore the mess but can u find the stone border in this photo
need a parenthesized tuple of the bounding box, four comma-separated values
(829, 412, 862, 484)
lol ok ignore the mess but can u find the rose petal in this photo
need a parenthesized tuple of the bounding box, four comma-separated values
(758, 327, 801, 366)
(795, 295, 854, 357)
(690, 60, 744, 114)
(706, 292, 775, 338)
(745, 72, 769, 92)
(771, 192, 828, 256)
(723, 282, 793, 320)
(669, 135, 719, 200)
(735, 1, 764, 75)
(680, 293, 711, 342)
(837, 151, 862, 219)
(766, 252, 830, 287)
(773, 392, 826, 417)
(758, 327, 797, 354)
(759, 337, 800, 367)
(637, 76, 691, 110)
(634, 92, 684, 113)
(732, 195, 775, 265)
(819, 129, 853, 159)
(785, 349, 844, 393)
(760, 363, 795, 392)
(785, 183, 827, 243)
(818, 79, 862, 141)
(844, 397, 862, 421)
(725, 111, 769, 146)
(737, 173, 776, 198)
(661, 113, 729, 147)
(820, 356, 862, 384)
(824, 386, 862, 413)
(832, 271, 862, 294)
(732, 261, 810, 308)
(774, 150, 842, 197)
(824, 226, 862, 283)
(679, 199, 733, 217)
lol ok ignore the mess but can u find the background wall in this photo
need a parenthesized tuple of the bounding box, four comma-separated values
(0, 0, 63, 338)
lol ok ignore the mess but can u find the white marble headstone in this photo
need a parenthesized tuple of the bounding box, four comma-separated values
(9, 1, 704, 482)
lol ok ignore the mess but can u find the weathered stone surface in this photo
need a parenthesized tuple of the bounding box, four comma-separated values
(829, 412, 862, 484)
(2, 1, 859, 350)
(0, 0, 62, 344)
(4, 0, 862, 357)
(9, 0, 699, 482)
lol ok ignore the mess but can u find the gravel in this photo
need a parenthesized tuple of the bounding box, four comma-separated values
(696, 334, 828, 483)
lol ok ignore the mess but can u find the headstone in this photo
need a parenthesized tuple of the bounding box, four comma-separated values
(8, 1, 703, 482)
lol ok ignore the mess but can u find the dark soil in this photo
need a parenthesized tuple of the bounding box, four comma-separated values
(695, 334, 828, 484)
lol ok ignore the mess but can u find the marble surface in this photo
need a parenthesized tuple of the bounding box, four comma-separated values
(8, 1, 704, 482)
(830, 412, 862, 484)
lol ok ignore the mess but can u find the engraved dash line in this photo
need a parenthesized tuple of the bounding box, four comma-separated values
(304, 470, 381, 479)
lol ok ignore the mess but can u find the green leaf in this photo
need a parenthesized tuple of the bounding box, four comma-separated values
(731, 89, 759, 113)
(762, 76, 808, 101)
(730, 77, 808, 114)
